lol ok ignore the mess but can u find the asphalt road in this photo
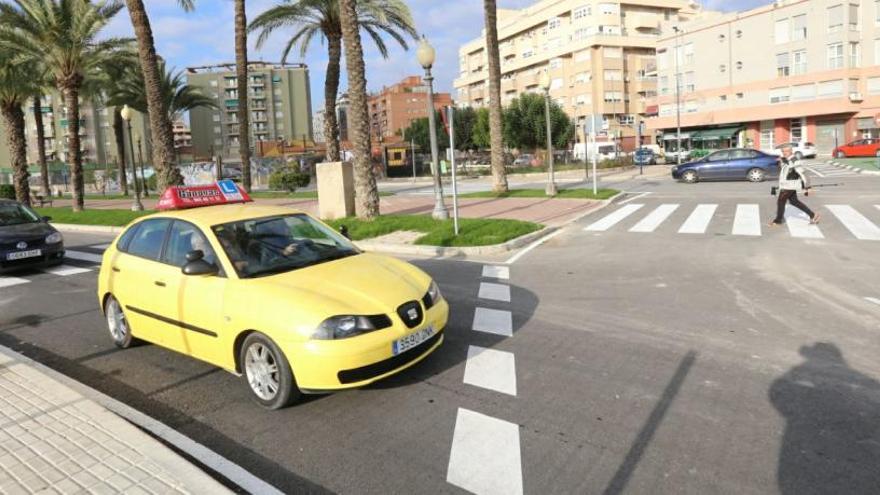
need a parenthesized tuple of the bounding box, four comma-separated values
(1, 172, 879, 494)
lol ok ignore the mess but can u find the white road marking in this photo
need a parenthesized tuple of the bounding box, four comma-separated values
(865, 297, 880, 306)
(617, 192, 651, 205)
(504, 229, 564, 265)
(0, 277, 30, 289)
(584, 204, 644, 232)
(463, 346, 517, 396)
(826, 205, 880, 241)
(785, 205, 823, 239)
(64, 250, 104, 263)
(805, 166, 825, 178)
(875, 205, 880, 212)
(629, 204, 679, 233)
(732, 204, 762, 236)
(473, 307, 513, 337)
(446, 408, 523, 495)
(678, 204, 718, 234)
(42, 266, 92, 276)
(482, 265, 510, 280)
(479, 282, 511, 302)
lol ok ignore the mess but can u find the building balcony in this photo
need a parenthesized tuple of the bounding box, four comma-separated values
(501, 79, 516, 91)
(470, 88, 485, 100)
(500, 44, 515, 58)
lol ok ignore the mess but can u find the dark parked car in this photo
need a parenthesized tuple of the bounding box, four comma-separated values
(633, 148, 657, 165)
(0, 199, 64, 273)
(671, 148, 780, 183)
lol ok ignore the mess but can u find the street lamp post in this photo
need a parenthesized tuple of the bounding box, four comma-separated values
(417, 36, 449, 220)
(539, 72, 557, 196)
(120, 105, 143, 211)
(137, 137, 148, 198)
(674, 26, 682, 166)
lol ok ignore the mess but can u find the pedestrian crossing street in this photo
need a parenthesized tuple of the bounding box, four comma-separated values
(585, 202, 880, 241)
(804, 162, 862, 178)
(0, 246, 104, 289)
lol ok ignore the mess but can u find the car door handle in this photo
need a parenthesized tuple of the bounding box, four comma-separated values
(111, 267, 120, 273)
(154, 281, 166, 287)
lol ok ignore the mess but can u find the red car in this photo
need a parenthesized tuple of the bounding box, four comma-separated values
(833, 138, 880, 158)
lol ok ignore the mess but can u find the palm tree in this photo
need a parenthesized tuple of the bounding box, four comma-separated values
(32, 91, 50, 196)
(483, 0, 508, 193)
(0, 0, 131, 212)
(250, 0, 417, 164)
(0, 49, 40, 205)
(105, 60, 218, 122)
(95, 55, 140, 197)
(123, 0, 193, 191)
(234, 0, 252, 192)
(338, 0, 378, 218)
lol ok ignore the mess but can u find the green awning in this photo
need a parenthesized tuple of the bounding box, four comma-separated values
(693, 126, 742, 141)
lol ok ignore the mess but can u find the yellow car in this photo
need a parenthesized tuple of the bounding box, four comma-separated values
(97, 200, 448, 409)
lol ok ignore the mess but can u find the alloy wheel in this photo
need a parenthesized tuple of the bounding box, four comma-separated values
(245, 343, 280, 401)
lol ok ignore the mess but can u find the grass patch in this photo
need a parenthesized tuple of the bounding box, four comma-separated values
(458, 188, 618, 200)
(838, 158, 880, 171)
(325, 215, 542, 247)
(35, 207, 153, 226)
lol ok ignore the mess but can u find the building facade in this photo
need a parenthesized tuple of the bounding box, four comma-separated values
(453, 0, 706, 150)
(647, 0, 880, 155)
(187, 62, 312, 160)
(172, 120, 192, 150)
(368, 76, 453, 143)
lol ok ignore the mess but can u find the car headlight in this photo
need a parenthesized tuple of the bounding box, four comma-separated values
(45, 232, 63, 244)
(424, 280, 443, 309)
(312, 315, 380, 340)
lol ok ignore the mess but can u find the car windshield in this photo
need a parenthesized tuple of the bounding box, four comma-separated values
(212, 213, 360, 278)
(0, 202, 40, 227)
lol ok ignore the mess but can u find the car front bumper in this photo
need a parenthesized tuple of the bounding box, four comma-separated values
(0, 244, 64, 273)
(287, 299, 450, 391)
(671, 167, 683, 179)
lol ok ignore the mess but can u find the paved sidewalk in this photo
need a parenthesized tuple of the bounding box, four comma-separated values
(0, 346, 232, 494)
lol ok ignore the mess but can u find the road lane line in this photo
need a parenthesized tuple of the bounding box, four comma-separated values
(446, 408, 523, 495)
(865, 297, 880, 306)
(584, 204, 644, 232)
(617, 192, 651, 205)
(629, 204, 679, 233)
(42, 266, 92, 276)
(504, 229, 564, 265)
(0, 277, 30, 289)
(805, 166, 825, 178)
(463, 346, 517, 396)
(678, 204, 717, 234)
(482, 265, 510, 280)
(473, 308, 513, 337)
(785, 206, 823, 239)
(732, 204, 762, 236)
(478, 282, 511, 302)
(826, 205, 880, 240)
(64, 250, 104, 263)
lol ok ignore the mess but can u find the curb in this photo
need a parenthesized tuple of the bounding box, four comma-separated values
(52, 223, 125, 234)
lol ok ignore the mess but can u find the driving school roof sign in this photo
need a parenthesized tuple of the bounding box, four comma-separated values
(156, 180, 253, 210)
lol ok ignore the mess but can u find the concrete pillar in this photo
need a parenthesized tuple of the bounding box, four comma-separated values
(316, 161, 355, 220)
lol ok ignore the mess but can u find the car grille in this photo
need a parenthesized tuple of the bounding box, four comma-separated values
(396, 301, 424, 329)
(337, 330, 442, 384)
(0, 237, 46, 251)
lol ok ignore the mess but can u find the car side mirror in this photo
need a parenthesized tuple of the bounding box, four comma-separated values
(41, 216, 52, 223)
(339, 225, 350, 240)
(186, 249, 204, 263)
(182, 250, 218, 276)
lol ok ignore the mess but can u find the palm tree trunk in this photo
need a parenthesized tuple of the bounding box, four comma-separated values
(32, 95, 49, 196)
(324, 33, 342, 162)
(235, 0, 252, 192)
(125, 0, 183, 191)
(483, 0, 508, 193)
(113, 108, 128, 195)
(1, 102, 30, 206)
(338, 0, 379, 219)
(62, 86, 84, 212)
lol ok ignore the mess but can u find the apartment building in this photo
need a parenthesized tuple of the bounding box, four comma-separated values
(453, 0, 705, 150)
(187, 62, 312, 160)
(172, 120, 192, 150)
(0, 91, 150, 183)
(648, 0, 880, 155)
(368, 76, 453, 143)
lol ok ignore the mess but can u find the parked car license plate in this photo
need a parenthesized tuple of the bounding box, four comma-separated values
(6, 249, 41, 261)
(392, 325, 435, 356)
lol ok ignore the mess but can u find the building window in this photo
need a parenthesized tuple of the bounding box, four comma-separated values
(574, 49, 591, 62)
(828, 4, 843, 32)
(213, 126, 221, 134)
(549, 58, 563, 69)
(735, 29, 743, 38)
(657, 49, 668, 70)
(684, 71, 695, 92)
(775, 19, 790, 43)
(736, 92, 744, 99)
(719, 33, 726, 42)
(210, 80, 218, 87)
(817, 79, 844, 97)
(548, 17, 561, 30)
(828, 42, 844, 68)
(792, 50, 807, 74)
(790, 118, 805, 142)
(850, 42, 860, 67)
(849, 3, 859, 30)
(792, 14, 807, 40)
(599, 2, 619, 15)
(769, 87, 790, 103)
(736, 61, 743, 70)
(867, 77, 880, 94)
(550, 78, 564, 90)
(603, 91, 623, 103)
(684, 43, 694, 65)
(212, 115, 220, 122)
(792, 83, 816, 100)
(604, 69, 622, 80)
(720, 64, 727, 73)
(777, 52, 791, 77)
(720, 95, 728, 101)
(760, 120, 774, 150)
(659, 75, 669, 95)
(604, 46, 622, 58)
(685, 101, 697, 113)
(619, 115, 634, 125)
(573, 5, 591, 19)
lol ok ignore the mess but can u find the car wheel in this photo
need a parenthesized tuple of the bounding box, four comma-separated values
(105, 295, 135, 349)
(794, 152, 803, 160)
(682, 170, 698, 183)
(241, 333, 300, 410)
(836, 150, 846, 159)
(747, 168, 766, 182)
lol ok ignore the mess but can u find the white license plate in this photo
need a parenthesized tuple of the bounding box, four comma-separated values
(6, 249, 41, 261)
(392, 325, 435, 356)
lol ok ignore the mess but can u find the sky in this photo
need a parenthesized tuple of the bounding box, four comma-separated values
(99, 0, 769, 113)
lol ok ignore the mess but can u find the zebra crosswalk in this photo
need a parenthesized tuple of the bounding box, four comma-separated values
(0, 247, 104, 289)
(804, 162, 862, 178)
(585, 202, 880, 240)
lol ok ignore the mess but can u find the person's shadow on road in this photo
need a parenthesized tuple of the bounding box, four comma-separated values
(769, 342, 880, 495)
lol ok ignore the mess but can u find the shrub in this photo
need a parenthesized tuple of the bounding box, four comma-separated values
(0, 184, 15, 200)
(689, 149, 711, 159)
(269, 166, 311, 193)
